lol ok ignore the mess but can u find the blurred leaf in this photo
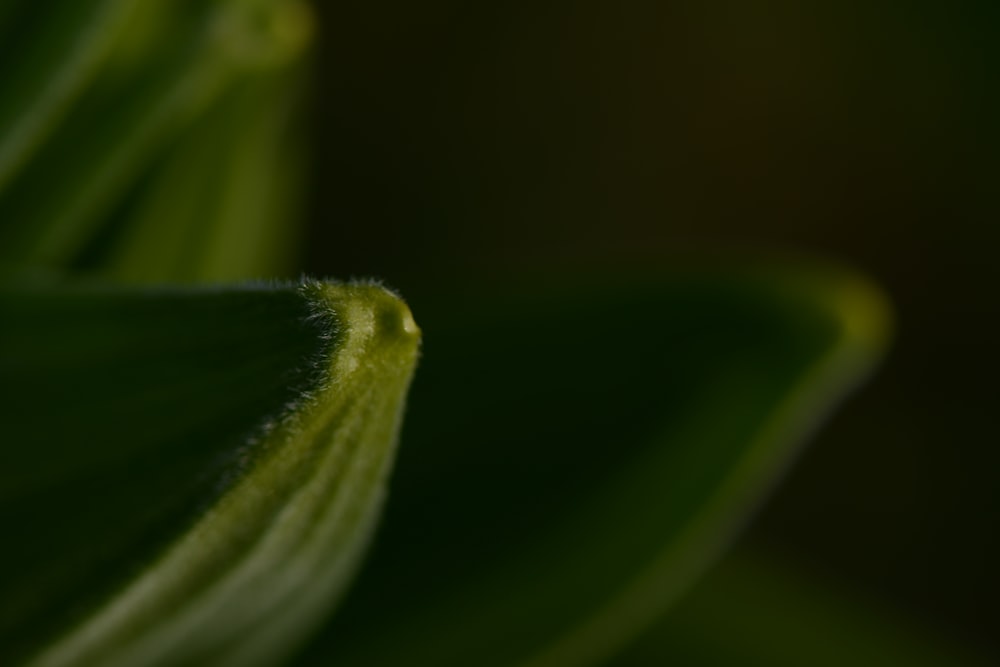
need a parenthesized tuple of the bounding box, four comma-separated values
(96, 68, 308, 284)
(611, 548, 991, 667)
(0, 0, 138, 190)
(293, 264, 889, 667)
(0, 280, 419, 666)
(0, 0, 312, 270)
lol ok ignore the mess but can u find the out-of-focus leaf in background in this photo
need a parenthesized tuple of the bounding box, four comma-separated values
(306, 0, 1000, 656)
(98, 68, 307, 284)
(293, 265, 890, 666)
(0, 0, 136, 190)
(612, 547, 990, 667)
(0, 0, 311, 282)
(0, 281, 419, 666)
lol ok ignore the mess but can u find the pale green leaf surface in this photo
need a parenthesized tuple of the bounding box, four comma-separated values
(0, 280, 419, 667)
(294, 265, 889, 667)
(611, 548, 991, 667)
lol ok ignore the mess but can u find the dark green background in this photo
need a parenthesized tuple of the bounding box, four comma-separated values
(299, 0, 999, 658)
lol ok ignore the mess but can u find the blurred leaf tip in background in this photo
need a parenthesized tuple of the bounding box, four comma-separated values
(0, 0, 314, 283)
(1, 0, 996, 665)
(291, 263, 893, 667)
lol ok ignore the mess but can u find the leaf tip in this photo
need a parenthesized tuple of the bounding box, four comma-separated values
(811, 265, 894, 362)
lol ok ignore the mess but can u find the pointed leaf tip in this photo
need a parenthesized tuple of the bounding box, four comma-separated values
(0, 280, 420, 667)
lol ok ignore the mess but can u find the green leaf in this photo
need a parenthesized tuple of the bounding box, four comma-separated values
(293, 264, 890, 667)
(0, 0, 139, 191)
(0, 280, 419, 666)
(95, 68, 308, 284)
(611, 548, 991, 667)
(0, 0, 312, 269)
